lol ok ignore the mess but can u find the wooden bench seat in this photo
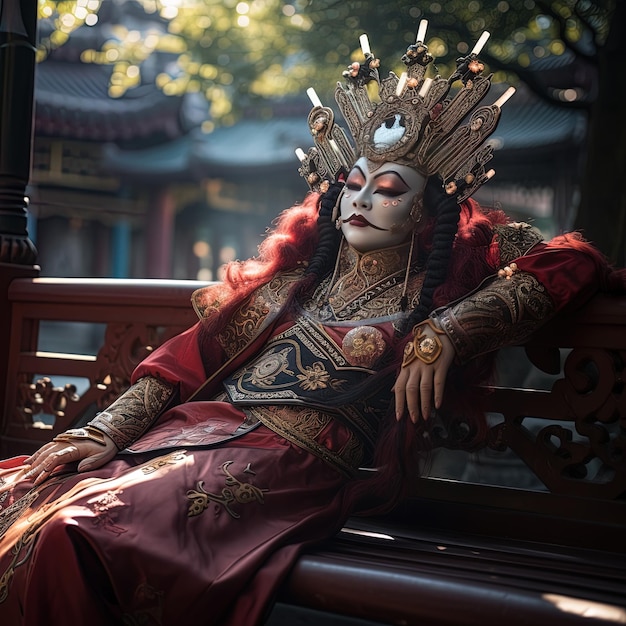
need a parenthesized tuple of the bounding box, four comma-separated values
(270, 515, 626, 625)
(1, 277, 625, 625)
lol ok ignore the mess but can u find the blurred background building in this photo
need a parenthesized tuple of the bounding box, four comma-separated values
(29, 0, 588, 282)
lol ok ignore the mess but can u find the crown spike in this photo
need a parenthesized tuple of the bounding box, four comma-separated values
(359, 34, 371, 57)
(493, 86, 516, 109)
(299, 20, 513, 202)
(418, 77, 433, 98)
(306, 87, 323, 108)
(416, 20, 428, 44)
(394, 72, 407, 96)
(471, 31, 490, 55)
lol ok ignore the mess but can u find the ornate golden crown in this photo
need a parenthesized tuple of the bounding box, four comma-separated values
(297, 21, 515, 202)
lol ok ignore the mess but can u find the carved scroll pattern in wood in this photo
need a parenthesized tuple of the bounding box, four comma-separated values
(16, 321, 189, 435)
(17, 375, 80, 424)
(489, 345, 626, 499)
(92, 322, 171, 409)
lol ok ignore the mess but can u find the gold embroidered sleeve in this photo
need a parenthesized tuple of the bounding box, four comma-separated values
(217, 270, 304, 358)
(216, 292, 272, 357)
(493, 222, 544, 266)
(435, 271, 556, 364)
(88, 376, 176, 450)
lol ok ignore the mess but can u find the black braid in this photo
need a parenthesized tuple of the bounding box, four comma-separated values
(303, 179, 460, 334)
(304, 182, 344, 282)
(396, 186, 462, 337)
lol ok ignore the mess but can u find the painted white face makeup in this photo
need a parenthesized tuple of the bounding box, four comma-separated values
(339, 157, 427, 253)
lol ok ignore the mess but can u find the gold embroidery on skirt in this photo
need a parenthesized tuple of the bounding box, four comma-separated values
(141, 451, 188, 475)
(85, 491, 128, 536)
(0, 489, 39, 541)
(122, 582, 164, 625)
(245, 405, 364, 478)
(0, 456, 186, 605)
(186, 461, 268, 519)
(0, 488, 41, 603)
(0, 478, 7, 507)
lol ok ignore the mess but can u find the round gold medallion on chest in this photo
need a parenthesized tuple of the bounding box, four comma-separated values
(341, 326, 386, 368)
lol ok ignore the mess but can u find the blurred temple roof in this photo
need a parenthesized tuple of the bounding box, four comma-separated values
(34, 8, 587, 188)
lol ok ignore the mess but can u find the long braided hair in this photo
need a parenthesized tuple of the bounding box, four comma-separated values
(193, 169, 499, 513)
(396, 177, 462, 336)
(302, 176, 463, 340)
(303, 182, 344, 282)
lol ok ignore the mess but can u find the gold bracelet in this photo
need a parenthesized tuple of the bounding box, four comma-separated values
(52, 426, 108, 446)
(402, 318, 446, 367)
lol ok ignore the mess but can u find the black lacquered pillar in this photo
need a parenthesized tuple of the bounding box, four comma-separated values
(0, 0, 38, 265)
(0, 0, 38, 441)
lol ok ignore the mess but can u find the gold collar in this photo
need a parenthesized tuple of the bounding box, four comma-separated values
(303, 241, 424, 322)
(330, 241, 412, 296)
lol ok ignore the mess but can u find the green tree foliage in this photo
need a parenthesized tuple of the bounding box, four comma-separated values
(37, 0, 624, 261)
(37, 0, 315, 128)
(301, 0, 611, 104)
(299, 0, 625, 262)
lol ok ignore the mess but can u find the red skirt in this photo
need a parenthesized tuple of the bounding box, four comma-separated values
(0, 417, 348, 625)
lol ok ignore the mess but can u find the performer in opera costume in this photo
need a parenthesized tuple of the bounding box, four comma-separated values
(1, 22, 624, 626)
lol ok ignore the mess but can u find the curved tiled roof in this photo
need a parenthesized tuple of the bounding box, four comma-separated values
(99, 84, 585, 182)
(35, 57, 187, 144)
(489, 95, 586, 151)
(35, 29, 585, 179)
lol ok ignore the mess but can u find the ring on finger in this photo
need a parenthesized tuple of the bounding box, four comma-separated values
(402, 319, 445, 367)
(56, 445, 78, 457)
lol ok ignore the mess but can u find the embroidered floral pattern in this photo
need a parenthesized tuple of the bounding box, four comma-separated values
(0, 489, 41, 603)
(296, 362, 332, 390)
(226, 319, 349, 402)
(211, 270, 305, 357)
(186, 461, 268, 519)
(0, 489, 39, 542)
(437, 271, 555, 363)
(303, 243, 425, 321)
(141, 451, 187, 475)
(89, 376, 175, 450)
(245, 405, 364, 477)
(246, 348, 294, 386)
(86, 491, 127, 536)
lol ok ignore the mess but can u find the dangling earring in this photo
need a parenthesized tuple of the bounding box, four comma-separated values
(331, 187, 346, 223)
(409, 193, 423, 224)
(400, 229, 416, 311)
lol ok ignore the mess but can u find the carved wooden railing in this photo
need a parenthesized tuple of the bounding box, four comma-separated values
(1, 277, 203, 456)
(400, 292, 626, 553)
(1, 278, 625, 550)
(461, 293, 625, 501)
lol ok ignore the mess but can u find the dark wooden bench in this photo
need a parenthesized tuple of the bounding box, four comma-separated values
(2, 277, 625, 626)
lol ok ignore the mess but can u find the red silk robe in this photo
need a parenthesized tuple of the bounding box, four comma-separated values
(0, 220, 621, 626)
